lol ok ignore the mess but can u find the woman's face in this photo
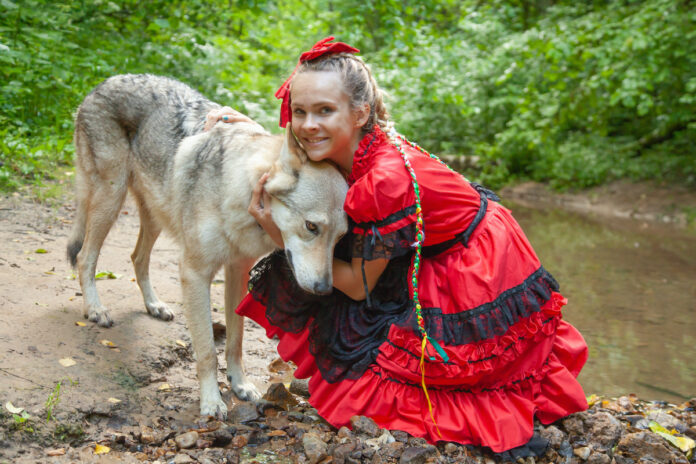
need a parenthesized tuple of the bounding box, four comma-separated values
(290, 71, 369, 173)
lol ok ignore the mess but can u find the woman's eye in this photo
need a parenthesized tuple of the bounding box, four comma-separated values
(320, 107, 333, 114)
(293, 108, 305, 115)
(305, 221, 318, 234)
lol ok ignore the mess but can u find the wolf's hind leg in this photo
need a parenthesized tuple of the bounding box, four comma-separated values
(76, 174, 128, 328)
(131, 199, 174, 321)
(224, 260, 262, 402)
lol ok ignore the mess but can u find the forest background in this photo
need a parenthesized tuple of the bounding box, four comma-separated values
(1, 0, 694, 194)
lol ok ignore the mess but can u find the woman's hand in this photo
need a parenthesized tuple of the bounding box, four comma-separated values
(249, 173, 284, 248)
(204, 106, 255, 131)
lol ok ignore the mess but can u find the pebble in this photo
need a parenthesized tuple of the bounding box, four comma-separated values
(290, 378, 311, 398)
(169, 454, 194, 464)
(228, 401, 259, 423)
(350, 415, 380, 437)
(174, 431, 198, 450)
(263, 382, 298, 409)
(302, 432, 328, 464)
(399, 445, 437, 464)
(573, 446, 591, 460)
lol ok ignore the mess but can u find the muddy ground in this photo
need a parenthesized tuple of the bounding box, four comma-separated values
(0, 180, 695, 464)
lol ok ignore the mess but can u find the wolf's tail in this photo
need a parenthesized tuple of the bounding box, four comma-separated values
(66, 130, 88, 269)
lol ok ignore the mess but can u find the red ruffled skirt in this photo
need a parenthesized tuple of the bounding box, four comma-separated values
(236, 203, 588, 452)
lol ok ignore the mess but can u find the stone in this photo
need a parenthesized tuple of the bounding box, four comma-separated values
(230, 434, 248, 448)
(616, 431, 689, 464)
(350, 415, 380, 437)
(380, 441, 405, 459)
(407, 437, 429, 447)
(290, 378, 311, 398)
(303, 432, 328, 464)
(540, 425, 566, 449)
(171, 453, 194, 464)
(444, 443, 459, 455)
(268, 357, 292, 373)
(229, 402, 259, 423)
(331, 440, 358, 464)
(399, 445, 437, 464)
(174, 431, 199, 450)
(392, 430, 410, 443)
(211, 428, 233, 447)
(337, 426, 353, 439)
(563, 413, 587, 436)
(647, 410, 688, 432)
(574, 446, 591, 460)
(139, 425, 156, 444)
(365, 430, 396, 449)
(263, 382, 298, 409)
(586, 452, 611, 464)
(585, 411, 624, 451)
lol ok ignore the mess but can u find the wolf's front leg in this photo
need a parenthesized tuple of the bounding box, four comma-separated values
(180, 261, 227, 419)
(224, 262, 261, 402)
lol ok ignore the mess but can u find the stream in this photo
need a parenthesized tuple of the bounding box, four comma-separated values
(508, 201, 696, 403)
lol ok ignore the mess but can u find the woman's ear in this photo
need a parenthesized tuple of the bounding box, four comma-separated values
(354, 103, 370, 128)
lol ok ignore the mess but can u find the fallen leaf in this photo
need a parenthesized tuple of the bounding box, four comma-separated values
(94, 443, 111, 455)
(35, 248, 48, 254)
(99, 339, 117, 348)
(175, 340, 187, 348)
(5, 401, 24, 414)
(46, 448, 66, 456)
(95, 271, 121, 280)
(649, 421, 696, 459)
(107, 397, 121, 404)
(59, 357, 77, 367)
(75, 321, 86, 327)
(158, 383, 171, 391)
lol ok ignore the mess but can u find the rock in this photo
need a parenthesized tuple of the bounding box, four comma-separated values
(268, 357, 292, 373)
(380, 441, 405, 459)
(365, 430, 396, 449)
(563, 413, 587, 436)
(616, 431, 689, 463)
(290, 378, 311, 398)
(585, 411, 624, 451)
(171, 453, 195, 464)
(574, 446, 591, 460)
(210, 428, 232, 447)
(540, 425, 566, 449)
(647, 410, 688, 432)
(229, 402, 259, 423)
(444, 443, 459, 455)
(586, 452, 611, 464)
(263, 382, 298, 409)
(399, 445, 437, 464)
(302, 432, 328, 464)
(230, 434, 248, 448)
(174, 431, 199, 450)
(331, 440, 357, 464)
(139, 425, 156, 444)
(350, 415, 380, 437)
(392, 430, 410, 443)
(337, 426, 353, 439)
(407, 437, 429, 447)
(247, 430, 269, 445)
(558, 440, 573, 458)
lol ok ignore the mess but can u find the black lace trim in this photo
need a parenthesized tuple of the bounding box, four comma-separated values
(351, 221, 416, 260)
(397, 266, 559, 347)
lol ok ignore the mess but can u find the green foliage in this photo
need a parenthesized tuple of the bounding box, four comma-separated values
(11, 411, 33, 433)
(1, 0, 694, 192)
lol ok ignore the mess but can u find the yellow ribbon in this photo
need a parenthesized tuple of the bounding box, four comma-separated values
(420, 335, 443, 438)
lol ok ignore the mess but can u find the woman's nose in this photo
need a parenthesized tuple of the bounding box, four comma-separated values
(302, 113, 319, 131)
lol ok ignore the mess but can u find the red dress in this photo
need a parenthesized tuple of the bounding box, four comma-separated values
(236, 126, 588, 452)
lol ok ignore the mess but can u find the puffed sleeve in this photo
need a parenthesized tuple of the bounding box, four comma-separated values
(344, 157, 417, 261)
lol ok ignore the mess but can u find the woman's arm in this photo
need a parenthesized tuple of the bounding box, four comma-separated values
(333, 256, 388, 301)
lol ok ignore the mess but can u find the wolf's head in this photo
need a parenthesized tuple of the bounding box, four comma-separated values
(264, 125, 348, 294)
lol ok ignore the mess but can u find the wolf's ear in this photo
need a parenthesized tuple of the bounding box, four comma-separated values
(277, 123, 308, 175)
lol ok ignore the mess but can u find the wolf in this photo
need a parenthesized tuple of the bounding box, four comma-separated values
(67, 74, 348, 419)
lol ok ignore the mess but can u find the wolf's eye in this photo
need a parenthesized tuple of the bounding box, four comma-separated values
(305, 221, 319, 235)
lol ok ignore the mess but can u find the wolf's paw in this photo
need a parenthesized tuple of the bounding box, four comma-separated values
(200, 396, 228, 420)
(146, 301, 174, 321)
(228, 377, 262, 402)
(86, 307, 113, 327)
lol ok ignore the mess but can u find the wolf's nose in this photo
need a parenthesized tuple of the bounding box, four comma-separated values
(313, 280, 332, 295)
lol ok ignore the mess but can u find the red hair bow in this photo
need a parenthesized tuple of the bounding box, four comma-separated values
(275, 36, 360, 128)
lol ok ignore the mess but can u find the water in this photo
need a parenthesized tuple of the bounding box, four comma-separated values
(508, 202, 696, 403)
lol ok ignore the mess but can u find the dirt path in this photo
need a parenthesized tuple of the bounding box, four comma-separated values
(0, 193, 280, 463)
